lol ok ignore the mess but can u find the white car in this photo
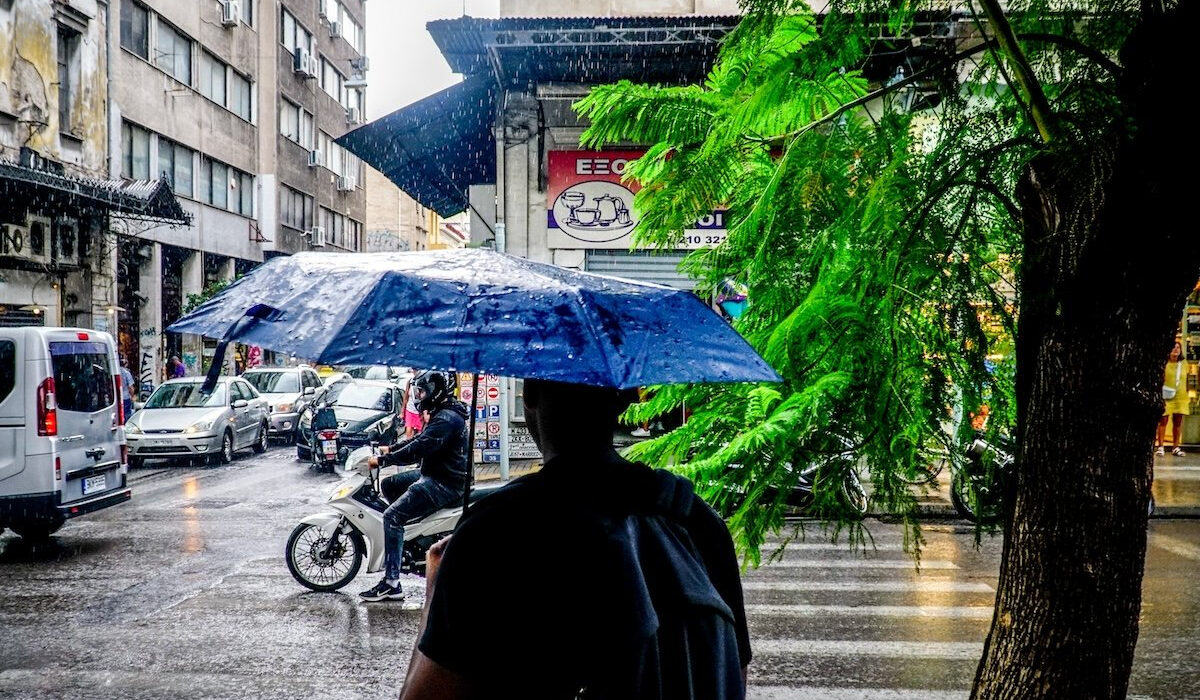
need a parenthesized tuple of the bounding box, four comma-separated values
(241, 366, 323, 440)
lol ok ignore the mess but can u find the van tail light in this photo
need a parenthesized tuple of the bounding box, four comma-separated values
(114, 374, 124, 425)
(121, 444, 129, 467)
(37, 377, 58, 436)
(54, 456, 61, 481)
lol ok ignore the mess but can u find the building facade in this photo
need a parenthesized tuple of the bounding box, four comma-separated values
(2, 0, 188, 337)
(108, 0, 367, 387)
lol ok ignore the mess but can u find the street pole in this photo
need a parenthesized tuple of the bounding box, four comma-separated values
(494, 222, 511, 482)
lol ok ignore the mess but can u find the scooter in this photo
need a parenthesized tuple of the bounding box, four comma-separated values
(950, 429, 1013, 524)
(285, 445, 505, 592)
(309, 405, 340, 473)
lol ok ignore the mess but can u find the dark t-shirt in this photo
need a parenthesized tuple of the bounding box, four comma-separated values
(418, 454, 752, 697)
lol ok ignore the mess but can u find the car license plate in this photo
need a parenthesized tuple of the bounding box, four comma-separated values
(144, 438, 169, 447)
(322, 440, 337, 456)
(82, 474, 107, 495)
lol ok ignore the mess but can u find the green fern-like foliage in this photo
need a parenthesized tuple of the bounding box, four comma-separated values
(578, 0, 1148, 564)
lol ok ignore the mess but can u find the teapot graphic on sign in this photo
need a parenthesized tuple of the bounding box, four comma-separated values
(558, 185, 634, 232)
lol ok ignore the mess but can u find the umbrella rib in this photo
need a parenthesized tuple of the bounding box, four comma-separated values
(573, 287, 625, 388)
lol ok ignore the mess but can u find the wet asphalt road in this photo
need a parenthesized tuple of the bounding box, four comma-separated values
(1, 445, 1198, 699)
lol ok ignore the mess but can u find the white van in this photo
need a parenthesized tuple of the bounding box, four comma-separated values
(0, 327, 131, 539)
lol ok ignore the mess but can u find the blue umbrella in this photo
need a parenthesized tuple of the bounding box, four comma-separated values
(168, 249, 779, 389)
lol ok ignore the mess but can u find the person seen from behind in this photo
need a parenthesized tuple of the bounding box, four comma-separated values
(358, 370, 468, 602)
(1157, 340, 1190, 457)
(403, 372, 425, 439)
(119, 356, 135, 423)
(397, 378, 751, 699)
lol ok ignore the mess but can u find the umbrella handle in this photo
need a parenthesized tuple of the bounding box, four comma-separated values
(200, 304, 282, 395)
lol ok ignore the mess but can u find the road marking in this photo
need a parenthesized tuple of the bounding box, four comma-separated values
(745, 604, 994, 619)
(759, 559, 959, 570)
(742, 581, 994, 593)
(749, 687, 966, 700)
(1149, 533, 1200, 561)
(753, 639, 983, 659)
(759, 542, 905, 552)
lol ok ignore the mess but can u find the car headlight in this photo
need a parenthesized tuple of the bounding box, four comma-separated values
(184, 420, 215, 434)
(274, 403, 293, 414)
(125, 423, 142, 435)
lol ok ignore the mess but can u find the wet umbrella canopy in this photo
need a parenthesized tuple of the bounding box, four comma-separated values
(168, 249, 779, 389)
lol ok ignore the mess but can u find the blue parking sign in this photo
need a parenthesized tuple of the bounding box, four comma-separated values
(487, 404, 500, 418)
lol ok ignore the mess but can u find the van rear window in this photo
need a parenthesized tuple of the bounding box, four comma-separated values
(49, 342, 115, 413)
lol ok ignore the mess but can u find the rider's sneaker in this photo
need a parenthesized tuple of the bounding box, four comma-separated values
(359, 579, 404, 602)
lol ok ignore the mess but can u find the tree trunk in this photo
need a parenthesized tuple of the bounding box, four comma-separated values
(972, 4, 1196, 697)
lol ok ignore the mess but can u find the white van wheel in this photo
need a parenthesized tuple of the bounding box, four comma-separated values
(12, 520, 63, 540)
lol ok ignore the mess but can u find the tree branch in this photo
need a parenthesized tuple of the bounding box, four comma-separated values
(976, 0, 1060, 144)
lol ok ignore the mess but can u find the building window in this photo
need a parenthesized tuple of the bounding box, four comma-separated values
(281, 186, 314, 230)
(158, 138, 194, 198)
(230, 71, 252, 121)
(120, 0, 149, 59)
(240, 0, 253, 26)
(280, 100, 298, 142)
(121, 121, 151, 180)
(199, 156, 252, 216)
(280, 9, 311, 57)
(155, 19, 192, 84)
(199, 51, 226, 105)
(317, 208, 362, 251)
(57, 27, 80, 134)
(320, 58, 342, 102)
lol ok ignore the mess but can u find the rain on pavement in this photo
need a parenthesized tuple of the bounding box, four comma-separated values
(1, 445, 1199, 699)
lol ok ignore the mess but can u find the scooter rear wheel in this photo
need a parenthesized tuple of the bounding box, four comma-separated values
(286, 522, 364, 592)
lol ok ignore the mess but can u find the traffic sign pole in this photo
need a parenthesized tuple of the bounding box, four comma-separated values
(499, 379, 510, 481)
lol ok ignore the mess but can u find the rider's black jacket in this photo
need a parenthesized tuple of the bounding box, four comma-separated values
(379, 399, 470, 491)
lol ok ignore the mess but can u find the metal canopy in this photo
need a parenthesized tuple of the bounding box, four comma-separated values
(0, 160, 191, 225)
(336, 76, 496, 218)
(339, 16, 737, 218)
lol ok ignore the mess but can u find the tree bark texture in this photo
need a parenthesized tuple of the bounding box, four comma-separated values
(972, 3, 1197, 698)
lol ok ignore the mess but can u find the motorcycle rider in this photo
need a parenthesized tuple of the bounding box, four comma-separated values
(359, 370, 469, 602)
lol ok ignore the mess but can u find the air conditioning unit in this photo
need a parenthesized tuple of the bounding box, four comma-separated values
(292, 47, 310, 75)
(350, 56, 370, 72)
(219, 0, 239, 26)
(0, 223, 29, 257)
(309, 226, 326, 247)
(308, 149, 322, 167)
(306, 54, 320, 79)
(344, 74, 368, 89)
(328, 21, 341, 38)
(345, 107, 360, 125)
(53, 219, 80, 267)
(21, 215, 52, 265)
(337, 175, 356, 192)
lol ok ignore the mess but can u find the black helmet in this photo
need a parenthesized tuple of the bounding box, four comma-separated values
(413, 370, 456, 413)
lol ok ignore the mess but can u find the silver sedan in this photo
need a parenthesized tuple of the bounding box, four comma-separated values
(125, 377, 270, 467)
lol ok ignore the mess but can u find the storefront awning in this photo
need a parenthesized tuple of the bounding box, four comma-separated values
(0, 159, 191, 225)
(337, 76, 496, 218)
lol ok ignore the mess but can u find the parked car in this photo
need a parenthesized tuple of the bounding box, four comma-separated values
(344, 365, 410, 386)
(295, 379, 402, 462)
(0, 327, 131, 539)
(241, 365, 322, 441)
(125, 377, 269, 467)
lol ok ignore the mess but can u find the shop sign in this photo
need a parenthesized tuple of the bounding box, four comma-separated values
(509, 425, 542, 459)
(547, 150, 727, 250)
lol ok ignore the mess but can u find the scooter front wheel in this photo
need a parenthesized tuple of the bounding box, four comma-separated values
(286, 522, 365, 592)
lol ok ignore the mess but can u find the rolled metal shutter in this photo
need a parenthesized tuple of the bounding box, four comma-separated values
(583, 250, 696, 290)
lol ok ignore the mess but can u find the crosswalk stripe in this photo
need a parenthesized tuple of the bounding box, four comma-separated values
(741, 581, 994, 593)
(748, 687, 966, 699)
(753, 639, 983, 659)
(758, 560, 959, 570)
(745, 604, 994, 619)
(757, 542, 905, 552)
(1149, 533, 1200, 561)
